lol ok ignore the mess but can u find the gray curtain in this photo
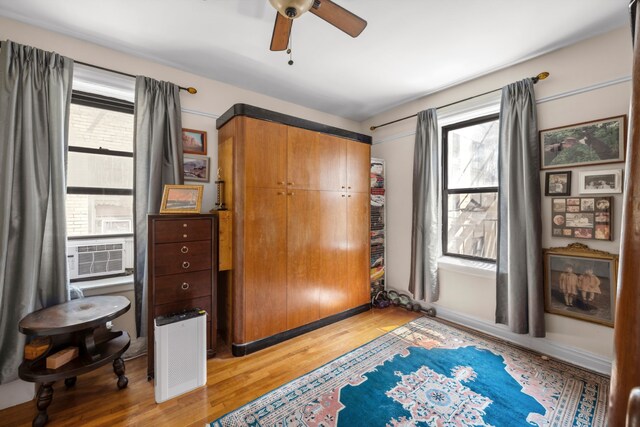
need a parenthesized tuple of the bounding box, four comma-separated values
(134, 76, 183, 338)
(408, 109, 440, 302)
(0, 40, 73, 383)
(495, 79, 545, 337)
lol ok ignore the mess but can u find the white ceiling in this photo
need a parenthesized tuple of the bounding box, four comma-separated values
(0, 0, 630, 121)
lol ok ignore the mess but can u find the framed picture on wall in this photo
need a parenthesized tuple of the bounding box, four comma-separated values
(159, 184, 203, 214)
(545, 171, 571, 196)
(183, 155, 210, 182)
(551, 196, 612, 241)
(578, 169, 623, 194)
(540, 115, 626, 169)
(543, 243, 618, 327)
(182, 128, 207, 155)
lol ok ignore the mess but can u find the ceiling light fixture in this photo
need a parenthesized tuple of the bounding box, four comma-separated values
(269, 0, 314, 19)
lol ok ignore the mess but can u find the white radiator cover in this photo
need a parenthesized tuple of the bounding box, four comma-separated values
(154, 312, 207, 403)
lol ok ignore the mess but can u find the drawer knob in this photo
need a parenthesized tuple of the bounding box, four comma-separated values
(183, 223, 188, 228)
(183, 234, 188, 238)
(342, 194, 345, 198)
(341, 186, 345, 189)
(288, 182, 294, 185)
(181, 282, 190, 290)
(348, 186, 352, 189)
(181, 246, 189, 254)
(182, 261, 190, 269)
(277, 181, 285, 185)
(277, 191, 284, 195)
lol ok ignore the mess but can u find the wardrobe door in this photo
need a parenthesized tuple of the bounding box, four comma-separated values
(346, 141, 371, 193)
(286, 189, 321, 329)
(347, 191, 371, 308)
(244, 118, 288, 189)
(287, 127, 318, 191)
(244, 187, 288, 342)
(318, 191, 349, 318)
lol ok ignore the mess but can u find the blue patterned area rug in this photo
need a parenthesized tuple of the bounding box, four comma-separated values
(210, 317, 609, 426)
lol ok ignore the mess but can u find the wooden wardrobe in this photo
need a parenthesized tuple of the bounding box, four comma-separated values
(216, 104, 372, 356)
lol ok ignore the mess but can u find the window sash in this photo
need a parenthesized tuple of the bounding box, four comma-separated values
(66, 91, 135, 240)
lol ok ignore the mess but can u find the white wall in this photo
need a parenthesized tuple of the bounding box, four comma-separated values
(363, 26, 631, 372)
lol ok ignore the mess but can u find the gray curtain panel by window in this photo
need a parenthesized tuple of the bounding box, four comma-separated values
(0, 40, 73, 383)
(408, 109, 440, 303)
(495, 78, 545, 337)
(134, 76, 183, 338)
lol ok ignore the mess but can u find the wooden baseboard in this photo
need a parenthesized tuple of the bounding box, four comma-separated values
(232, 304, 371, 357)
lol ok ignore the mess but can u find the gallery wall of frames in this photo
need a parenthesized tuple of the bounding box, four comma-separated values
(540, 115, 625, 327)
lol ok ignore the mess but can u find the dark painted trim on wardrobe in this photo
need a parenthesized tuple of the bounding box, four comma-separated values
(231, 303, 371, 357)
(215, 103, 372, 144)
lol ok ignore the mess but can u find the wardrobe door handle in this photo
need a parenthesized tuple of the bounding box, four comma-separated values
(287, 192, 294, 196)
(277, 191, 285, 195)
(342, 194, 346, 198)
(348, 186, 352, 189)
(183, 223, 188, 228)
(183, 234, 188, 238)
(181, 282, 190, 290)
(287, 182, 294, 185)
(182, 261, 190, 269)
(277, 181, 285, 185)
(180, 246, 189, 254)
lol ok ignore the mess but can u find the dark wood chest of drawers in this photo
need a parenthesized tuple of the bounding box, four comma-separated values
(147, 214, 218, 378)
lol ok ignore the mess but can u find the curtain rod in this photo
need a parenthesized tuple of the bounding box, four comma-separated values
(74, 60, 197, 94)
(370, 71, 550, 131)
(0, 40, 198, 94)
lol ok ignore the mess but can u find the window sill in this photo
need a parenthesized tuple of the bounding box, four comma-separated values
(74, 275, 134, 296)
(438, 256, 496, 280)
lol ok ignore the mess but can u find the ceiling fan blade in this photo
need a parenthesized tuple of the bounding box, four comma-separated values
(310, 0, 367, 38)
(270, 12, 292, 51)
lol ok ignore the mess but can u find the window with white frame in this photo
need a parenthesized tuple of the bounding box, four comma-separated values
(442, 114, 499, 262)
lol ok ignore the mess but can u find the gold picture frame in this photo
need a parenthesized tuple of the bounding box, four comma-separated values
(159, 184, 203, 214)
(543, 243, 618, 327)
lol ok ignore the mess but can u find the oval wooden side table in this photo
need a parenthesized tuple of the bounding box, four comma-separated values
(18, 295, 131, 427)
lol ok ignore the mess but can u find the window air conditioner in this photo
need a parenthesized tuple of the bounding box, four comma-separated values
(67, 239, 126, 280)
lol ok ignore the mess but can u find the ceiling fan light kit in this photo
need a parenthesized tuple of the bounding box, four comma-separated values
(269, 0, 314, 18)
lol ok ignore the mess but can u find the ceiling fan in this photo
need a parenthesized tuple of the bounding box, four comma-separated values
(268, 0, 367, 51)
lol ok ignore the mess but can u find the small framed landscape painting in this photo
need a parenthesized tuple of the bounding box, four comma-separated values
(543, 243, 618, 327)
(184, 155, 210, 182)
(545, 171, 571, 196)
(540, 115, 625, 169)
(182, 128, 207, 155)
(551, 196, 612, 241)
(159, 184, 203, 214)
(578, 169, 622, 194)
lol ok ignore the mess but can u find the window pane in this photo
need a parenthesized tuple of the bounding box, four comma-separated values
(66, 195, 133, 236)
(67, 152, 133, 189)
(446, 192, 497, 260)
(447, 119, 499, 189)
(69, 103, 133, 151)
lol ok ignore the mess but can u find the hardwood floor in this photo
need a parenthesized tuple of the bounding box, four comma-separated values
(1, 307, 420, 427)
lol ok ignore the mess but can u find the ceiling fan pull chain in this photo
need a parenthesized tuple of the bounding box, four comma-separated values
(287, 31, 294, 65)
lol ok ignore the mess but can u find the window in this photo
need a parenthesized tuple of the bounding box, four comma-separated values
(66, 91, 134, 238)
(442, 114, 499, 262)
